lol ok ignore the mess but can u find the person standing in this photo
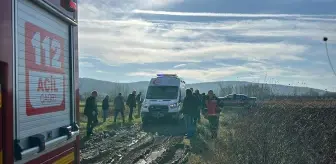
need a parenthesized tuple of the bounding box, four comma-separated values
(102, 95, 110, 122)
(193, 89, 202, 123)
(181, 89, 199, 138)
(114, 93, 125, 123)
(84, 90, 98, 137)
(126, 90, 137, 121)
(205, 90, 222, 139)
(136, 92, 142, 115)
(201, 93, 206, 115)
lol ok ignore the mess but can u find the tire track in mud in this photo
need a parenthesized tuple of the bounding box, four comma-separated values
(121, 136, 189, 164)
(125, 136, 171, 164)
(80, 125, 144, 164)
(80, 124, 190, 164)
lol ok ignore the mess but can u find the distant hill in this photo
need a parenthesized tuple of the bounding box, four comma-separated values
(79, 78, 326, 97)
(79, 78, 149, 95)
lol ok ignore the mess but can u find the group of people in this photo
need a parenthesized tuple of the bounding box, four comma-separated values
(181, 88, 221, 139)
(83, 90, 143, 137)
(83, 88, 221, 138)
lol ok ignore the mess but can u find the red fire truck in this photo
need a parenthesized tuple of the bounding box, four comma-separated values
(0, 0, 80, 163)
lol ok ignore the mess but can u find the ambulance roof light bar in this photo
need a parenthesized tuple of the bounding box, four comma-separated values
(157, 74, 178, 77)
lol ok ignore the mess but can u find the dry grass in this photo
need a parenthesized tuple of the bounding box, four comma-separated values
(189, 100, 336, 164)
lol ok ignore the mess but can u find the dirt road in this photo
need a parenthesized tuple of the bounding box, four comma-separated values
(80, 120, 190, 164)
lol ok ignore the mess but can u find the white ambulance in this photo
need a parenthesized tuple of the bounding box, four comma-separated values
(141, 74, 186, 124)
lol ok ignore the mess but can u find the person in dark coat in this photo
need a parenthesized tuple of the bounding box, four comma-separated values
(126, 90, 137, 121)
(114, 93, 125, 123)
(84, 90, 98, 137)
(136, 92, 143, 116)
(201, 93, 206, 114)
(193, 89, 202, 123)
(102, 95, 110, 122)
(181, 89, 199, 138)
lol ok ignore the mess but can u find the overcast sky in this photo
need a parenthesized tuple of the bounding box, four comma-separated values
(78, 0, 336, 91)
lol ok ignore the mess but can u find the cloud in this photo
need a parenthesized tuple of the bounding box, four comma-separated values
(78, 2, 336, 90)
(315, 61, 328, 65)
(79, 61, 95, 68)
(127, 62, 336, 90)
(132, 0, 184, 9)
(127, 62, 273, 82)
(132, 9, 336, 18)
(79, 17, 318, 65)
(96, 70, 111, 74)
(78, 0, 185, 19)
(173, 64, 187, 68)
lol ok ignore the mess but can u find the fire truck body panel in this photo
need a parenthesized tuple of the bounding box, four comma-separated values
(0, 0, 79, 163)
(16, 0, 72, 140)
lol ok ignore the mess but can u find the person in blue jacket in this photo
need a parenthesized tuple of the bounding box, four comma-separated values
(181, 89, 199, 138)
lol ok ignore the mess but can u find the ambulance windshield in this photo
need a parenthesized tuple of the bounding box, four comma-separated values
(146, 86, 179, 99)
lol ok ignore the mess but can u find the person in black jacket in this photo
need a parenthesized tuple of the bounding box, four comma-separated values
(84, 91, 98, 137)
(181, 89, 199, 138)
(193, 89, 202, 123)
(201, 93, 206, 114)
(102, 95, 110, 122)
(126, 90, 137, 121)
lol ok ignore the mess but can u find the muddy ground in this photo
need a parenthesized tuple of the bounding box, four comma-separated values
(80, 120, 190, 164)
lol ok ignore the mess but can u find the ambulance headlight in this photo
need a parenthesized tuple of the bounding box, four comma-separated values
(142, 102, 148, 108)
(142, 101, 149, 108)
(169, 103, 178, 108)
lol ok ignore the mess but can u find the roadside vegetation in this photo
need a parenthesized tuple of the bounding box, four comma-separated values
(188, 100, 336, 164)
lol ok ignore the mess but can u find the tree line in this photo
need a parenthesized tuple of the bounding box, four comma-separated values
(80, 83, 146, 102)
(217, 83, 336, 100)
(80, 82, 336, 101)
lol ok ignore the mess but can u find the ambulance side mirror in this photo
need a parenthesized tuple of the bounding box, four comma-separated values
(178, 89, 182, 103)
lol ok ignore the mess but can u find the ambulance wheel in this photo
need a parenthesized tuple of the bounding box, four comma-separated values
(172, 117, 182, 125)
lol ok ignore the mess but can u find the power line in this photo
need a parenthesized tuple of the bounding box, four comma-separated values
(323, 37, 336, 77)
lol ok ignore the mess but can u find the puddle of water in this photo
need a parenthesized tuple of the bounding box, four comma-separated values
(138, 132, 147, 138)
(146, 148, 166, 163)
(134, 148, 167, 164)
(128, 139, 139, 147)
(128, 132, 149, 147)
(136, 159, 147, 164)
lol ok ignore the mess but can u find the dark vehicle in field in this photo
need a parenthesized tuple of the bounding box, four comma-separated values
(219, 94, 257, 107)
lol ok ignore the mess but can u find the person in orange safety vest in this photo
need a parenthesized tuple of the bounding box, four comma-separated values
(205, 90, 222, 139)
